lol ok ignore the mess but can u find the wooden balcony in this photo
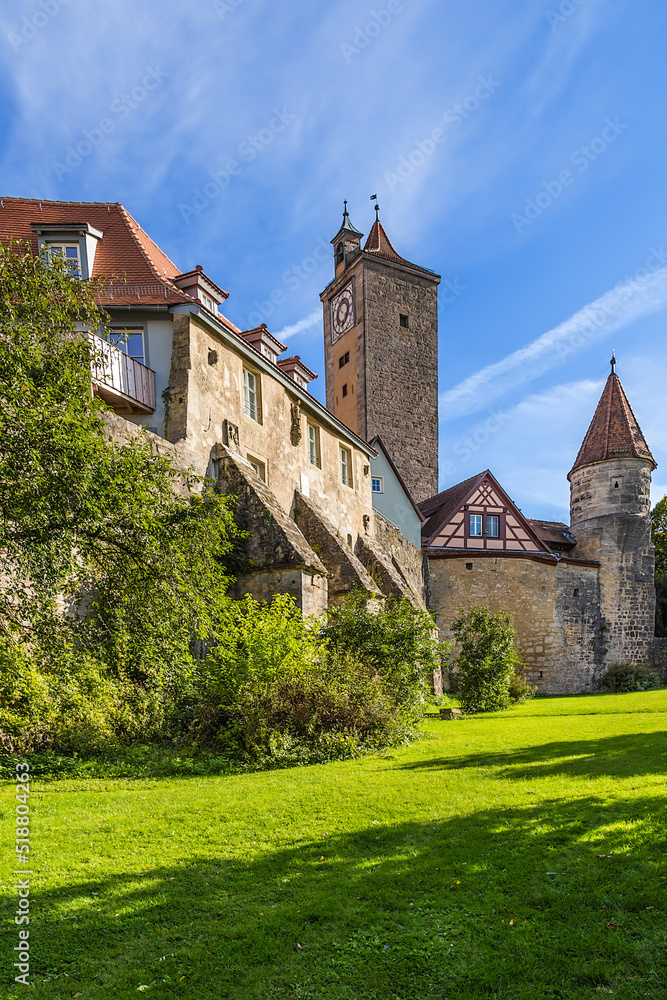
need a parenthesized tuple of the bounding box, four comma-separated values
(90, 333, 156, 415)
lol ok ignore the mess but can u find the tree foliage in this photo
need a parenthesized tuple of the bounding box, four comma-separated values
(190, 593, 446, 764)
(451, 606, 521, 713)
(0, 240, 238, 751)
(650, 496, 667, 637)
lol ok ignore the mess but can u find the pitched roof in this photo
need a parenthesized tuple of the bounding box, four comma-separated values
(370, 435, 425, 523)
(420, 469, 552, 555)
(419, 472, 486, 542)
(363, 218, 439, 278)
(527, 519, 576, 551)
(0, 197, 192, 306)
(569, 373, 656, 477)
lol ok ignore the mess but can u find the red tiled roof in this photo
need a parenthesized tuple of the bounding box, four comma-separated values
(419, 472, 485, 542)
(363, 219, 439, 278)
(527, 519, 576, 550)
(0, 197, 192, 306)
(569, 373, 656, 476)
(277, 355, 318, 381)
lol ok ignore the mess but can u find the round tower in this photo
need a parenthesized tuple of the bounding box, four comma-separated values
(568, 357, 657, 668)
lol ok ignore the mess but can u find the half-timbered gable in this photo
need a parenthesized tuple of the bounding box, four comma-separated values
(421, 471, 551, 554)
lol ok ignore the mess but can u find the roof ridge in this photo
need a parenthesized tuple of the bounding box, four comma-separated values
(116, 204, 182, 291)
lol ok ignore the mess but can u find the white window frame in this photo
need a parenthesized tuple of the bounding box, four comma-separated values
(469, 514, 483, 536)
(247, 454, 266, 482)
(243, 368, 261, 423)
(340, 446, 353, 488)
(307, 422, 321, 468)
(486, 515, 500, 538)
(108, 327, 146, 365)
(48, 242, 81, 277)
(371, 476, 384, 494)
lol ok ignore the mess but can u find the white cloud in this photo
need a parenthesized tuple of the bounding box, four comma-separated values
(440, 266, 667, 419)
(275, 308, 321, 341)
(439, 378, 604, 518)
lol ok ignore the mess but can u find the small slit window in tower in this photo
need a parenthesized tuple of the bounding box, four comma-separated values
(466, 562, 473, 571)
(612, 477, 623, 490)
(399, 313, 409, 329)
(336, 242, 344, 265)
(342, 383, 348, 397)
(573, 588, 580, 597)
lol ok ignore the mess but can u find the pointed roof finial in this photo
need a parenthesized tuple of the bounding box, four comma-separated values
(568, 359, 656, 476)
(610, 349, 616, 375)
(333, 200, 363, 240)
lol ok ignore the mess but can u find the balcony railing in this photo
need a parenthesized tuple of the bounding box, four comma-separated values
(89, 333, 156, 414)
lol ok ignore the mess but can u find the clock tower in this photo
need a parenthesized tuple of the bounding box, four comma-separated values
(320, 202, 440, 503)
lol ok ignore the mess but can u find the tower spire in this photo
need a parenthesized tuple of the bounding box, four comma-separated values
(568, 361, 655, 477)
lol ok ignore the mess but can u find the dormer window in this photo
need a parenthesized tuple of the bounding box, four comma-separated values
(201, 292, 218, 313)
(49, 244, 81, 277)
(30, 221, 103, 280)
(260, 344, 277, 363)
(276, 354, 318, 391)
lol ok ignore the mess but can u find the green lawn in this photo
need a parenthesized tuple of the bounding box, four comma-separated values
(3, 691, 667, 999)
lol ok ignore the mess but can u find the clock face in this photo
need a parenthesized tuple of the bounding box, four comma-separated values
(331, 282, 355, 343)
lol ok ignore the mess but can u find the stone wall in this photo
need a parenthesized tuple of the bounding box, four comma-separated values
(166, 313, 376, 547)
(427, 552, 605, 694)
(321, 253, 439, 505)
(372, 511, 428, 606)
(569, 458, 656, 666)
(363, 261, 439, 503)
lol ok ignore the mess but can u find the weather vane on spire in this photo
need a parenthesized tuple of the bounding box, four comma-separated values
(610, 350, 616, 374)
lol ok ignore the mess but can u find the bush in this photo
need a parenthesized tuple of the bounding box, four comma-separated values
(451, 606, 521, 713)
(189, 592, 446, 765)
(321, 592, 445, 716)
(597, 662, 660, 693)
(508, 668, 536, 703)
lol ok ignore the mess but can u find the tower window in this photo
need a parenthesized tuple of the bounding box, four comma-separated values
(399, 313, 409, 329)
(342, 383, 348, 397)
(339, 351, 350, 368)
(469, 514, 483, 536)
(486, 515, 500, 537)
(573, 588, 580, 597)
(336, 241, 344, 265)
(466, 563, 473, 570)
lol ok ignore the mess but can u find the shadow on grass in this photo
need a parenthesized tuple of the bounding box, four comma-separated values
(6, 794, 667, 1000)
(396, 730, 667, 780)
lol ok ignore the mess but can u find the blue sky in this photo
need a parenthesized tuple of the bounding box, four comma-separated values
(1, 0, 666, 520)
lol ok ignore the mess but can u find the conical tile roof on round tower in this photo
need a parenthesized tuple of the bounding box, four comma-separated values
(569, 372, 656, 478)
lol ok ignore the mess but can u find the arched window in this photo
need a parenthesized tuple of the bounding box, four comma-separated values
(336, 241, 344, 265)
